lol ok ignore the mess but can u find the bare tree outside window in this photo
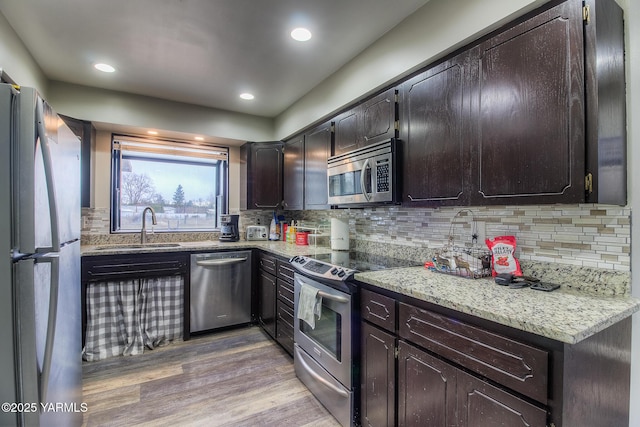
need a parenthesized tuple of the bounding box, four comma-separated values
(122, 172, 156, 209)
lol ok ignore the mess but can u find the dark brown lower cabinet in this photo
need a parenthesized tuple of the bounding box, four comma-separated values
(397, 341, 457, 427)
(361, 322, 396, 427)
(457, 369, 547, 427)
(258, 269, 276, 339)
(360, 287, 632, 427)
(275, 259, 295, 356)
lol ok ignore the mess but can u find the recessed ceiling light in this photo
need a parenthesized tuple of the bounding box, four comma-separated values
(147, 130, 158, 135)
(240, 93, 255, 100)
(194, 136, 204, 141)
(94, 63, 116, 73)
(290, 27, 312, 42)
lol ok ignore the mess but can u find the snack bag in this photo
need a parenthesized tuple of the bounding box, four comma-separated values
(485, 236, 523, 277)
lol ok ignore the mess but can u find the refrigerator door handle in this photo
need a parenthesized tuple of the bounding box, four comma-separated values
(37, 255, 59, 404)
(35, 99, 60, 252)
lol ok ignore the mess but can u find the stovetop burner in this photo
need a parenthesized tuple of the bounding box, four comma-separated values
(290, 251, 421, 284)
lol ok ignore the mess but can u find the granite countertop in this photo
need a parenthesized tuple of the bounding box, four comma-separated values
(354, 267, 640, 345)
(82, 241, 640, 345)
(81, 240, 333, 260)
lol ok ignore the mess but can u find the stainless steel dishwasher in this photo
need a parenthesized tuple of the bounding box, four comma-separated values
(190, 251, 252, 333)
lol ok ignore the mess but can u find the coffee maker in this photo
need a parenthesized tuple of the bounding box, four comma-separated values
(219, 214, 240, 242)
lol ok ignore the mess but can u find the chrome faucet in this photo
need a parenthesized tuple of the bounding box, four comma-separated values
(141, 206, 157, 244)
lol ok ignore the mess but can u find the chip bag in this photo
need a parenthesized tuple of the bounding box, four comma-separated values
(485, 235, 523, 277)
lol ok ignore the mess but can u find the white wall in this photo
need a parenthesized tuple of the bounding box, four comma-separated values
(0, 11, 48, 92)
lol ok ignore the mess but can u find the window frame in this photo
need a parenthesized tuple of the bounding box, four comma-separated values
(110, 134, 229, 233)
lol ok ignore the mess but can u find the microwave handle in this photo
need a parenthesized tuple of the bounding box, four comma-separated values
(360, 158, 372, 202)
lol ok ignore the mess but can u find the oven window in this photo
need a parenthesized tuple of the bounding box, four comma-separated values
(300, 305, 342, 361)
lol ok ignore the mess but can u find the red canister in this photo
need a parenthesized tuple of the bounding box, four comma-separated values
(295, 231, 309, 245)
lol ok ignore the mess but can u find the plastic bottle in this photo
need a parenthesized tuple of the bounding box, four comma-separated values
(269, 211, 279, 240)
(288, 220, 296, 243)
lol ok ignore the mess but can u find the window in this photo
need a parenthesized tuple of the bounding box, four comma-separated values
(111, 135, 228, 233)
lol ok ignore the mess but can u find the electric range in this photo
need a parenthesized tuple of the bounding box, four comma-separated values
(290, 250, 420, 290)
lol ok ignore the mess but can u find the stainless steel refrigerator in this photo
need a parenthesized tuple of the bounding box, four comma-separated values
(0, 84, 82, 426)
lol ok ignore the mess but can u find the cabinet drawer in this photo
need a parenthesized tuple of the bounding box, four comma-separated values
(277, 300, 295, 330)
(277, 279, 294, 307)
(276, 323, 294, 356)
(399, 302, 548, 403)
(277, 260, 295, 283)
(258, 252, 277, 275)
(361, 289, 396, 332)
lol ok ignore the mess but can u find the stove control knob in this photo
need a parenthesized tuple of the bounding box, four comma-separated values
(330, 268, 338, 275)
(337, 269, 346, 278)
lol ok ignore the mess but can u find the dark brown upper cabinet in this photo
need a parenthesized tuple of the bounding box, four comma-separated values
(282, 121, 333, 210)
(398, 0, 625, 207)
(283, 136, 304, 210)
(471, 0, 586, 205)
(240, 141, 283, 210)
(399, 50, 473, 206)
(584, 0, 626, 205)
(304, 122, 332, 210)
(60, 114, 95, 208)
(334, 88, 398, 156)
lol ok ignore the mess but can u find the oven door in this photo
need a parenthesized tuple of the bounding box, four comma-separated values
(294, 274, 352, 389)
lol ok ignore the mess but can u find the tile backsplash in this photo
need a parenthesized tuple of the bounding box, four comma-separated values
(82, 203, 631, 272)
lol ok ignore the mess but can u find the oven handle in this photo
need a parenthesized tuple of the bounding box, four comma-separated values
(295, 346, 349, 398)
(297, 278, 349, 304)
(360, 158, 371, 202)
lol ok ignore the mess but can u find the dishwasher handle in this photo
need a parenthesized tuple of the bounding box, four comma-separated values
(196, 257, 248, 267)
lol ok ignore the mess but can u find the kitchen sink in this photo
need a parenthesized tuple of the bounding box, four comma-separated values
(94, 243, 182, 250)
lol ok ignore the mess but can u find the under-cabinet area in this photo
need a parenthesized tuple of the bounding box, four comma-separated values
(81, 252, 189, 361)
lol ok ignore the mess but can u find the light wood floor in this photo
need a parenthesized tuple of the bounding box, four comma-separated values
(82, 326, 340, 427)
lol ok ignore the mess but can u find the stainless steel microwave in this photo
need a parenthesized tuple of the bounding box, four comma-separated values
(327, 139, 399, 206)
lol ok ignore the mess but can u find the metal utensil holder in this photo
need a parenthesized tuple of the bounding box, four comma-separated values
(433, 210, 491, 279)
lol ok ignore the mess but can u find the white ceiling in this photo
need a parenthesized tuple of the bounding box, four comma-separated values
(0, 0, 430, 118)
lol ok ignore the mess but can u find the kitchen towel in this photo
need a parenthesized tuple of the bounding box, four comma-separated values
(298, 282, 322, 329)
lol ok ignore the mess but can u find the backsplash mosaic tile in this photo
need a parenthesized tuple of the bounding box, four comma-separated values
(82, 203, 631, 272)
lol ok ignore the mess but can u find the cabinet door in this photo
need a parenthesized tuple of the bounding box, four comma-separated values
(361, 88, 397, 147)
(304, 122, 332, 209)
(473, 0, 585, 204)
(248, 142, 283, 209)
(401, 51, 471, 206)
(457, 370, 547, 427)
(283, 136, 304, 210)
(397, 341, 457, 427)
(334, 109, 359, 155)
(334, 88, 397, 156)
(361, 322, 396, 427)
(258, 270, 276, 339)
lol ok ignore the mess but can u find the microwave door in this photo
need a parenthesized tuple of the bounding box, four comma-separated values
(328, 159, 368, 204)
